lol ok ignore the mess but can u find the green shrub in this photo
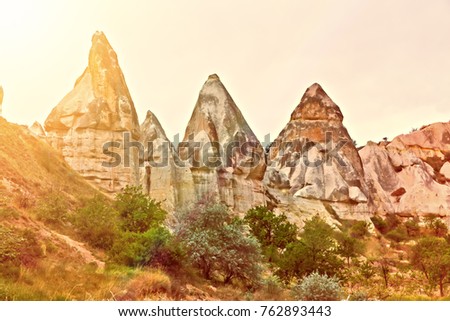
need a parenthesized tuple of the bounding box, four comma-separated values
(405, 218, 420, 237)
(0, 226, 42, 280)
(424, 216, 448, 237)
(292, 272, 341, 301)
(386, 226, 408, 243)
(350, 221, 369, 239)
(244, 206, 298, 263)
(35, 192, 69, 226)
(115, 185, 166, 233)
(108, 186, 181, 271)
(276, 216, 343, 282)
(72, 196, 118, 250)
(371, 216, 387, 234)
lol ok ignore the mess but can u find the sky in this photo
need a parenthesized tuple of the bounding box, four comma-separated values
(0, 0, 449, 146)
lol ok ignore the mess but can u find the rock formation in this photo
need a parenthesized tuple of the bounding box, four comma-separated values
(44, 32, 140, 193)
(265, 83, 371, 224)
(28, 121, 46, 137)
(360, 122, 450, 223)
(140, 110, 177, 212)
(177, 74, 266, 212)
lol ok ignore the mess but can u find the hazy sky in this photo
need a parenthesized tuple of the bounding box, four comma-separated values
(1, 0, 449, 145)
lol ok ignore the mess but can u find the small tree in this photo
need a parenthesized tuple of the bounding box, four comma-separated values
(411, 236, 450, 296)
(115, 185, 166, 233)
(276, 216, 343, 282)
(292, 272, 341, 301)
(424, 216, 448, 237)
(244, 206, 298, 263)
(109, 185, 179, 270)
(336, 232, 364, 267)
(176, 198, 262, 285)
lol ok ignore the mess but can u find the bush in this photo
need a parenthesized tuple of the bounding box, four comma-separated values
(115, 185, 166, 233)
(176, 197, 262, 285)
(108, 185, 181, 271)
(350, 221, 369, 239)
(292, 272, 341, 301)
(35, 192, 69, 226)
(124, 270, 172, 299)
(386, 226, 409, 243)
(405, 219, 420, 237)
(424, 216, 448, 237)
(72, 196, 118, 250)
(0, 226, 42, 280)
(371, 216, 387, 234)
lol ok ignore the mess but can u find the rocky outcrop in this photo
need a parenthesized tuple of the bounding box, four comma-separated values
(140, 110, 177, 212)
(360, 122, 450, 222)
(28, 121, 46, 137)
(44, 32, 140, 193)
(177, 74, 266, 212)
(266, 83, 371, 222)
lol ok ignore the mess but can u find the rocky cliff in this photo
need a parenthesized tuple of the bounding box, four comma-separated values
(140, 110, 177, 212)
(360, 122, 450, 223)
(177, 74, 266, 212)
(44, 32, 140, 193)
(265, 83, 371, 224)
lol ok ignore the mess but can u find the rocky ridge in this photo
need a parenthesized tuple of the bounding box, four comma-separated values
(40, 31, 450, 226)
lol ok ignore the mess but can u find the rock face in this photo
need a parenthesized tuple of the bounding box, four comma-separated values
(360, 122, 450, 222)
(140, 110, 177, 212)
(266, 83, 371, 222)
(177, 74, 266, 212)
(44, 32, 140, 192)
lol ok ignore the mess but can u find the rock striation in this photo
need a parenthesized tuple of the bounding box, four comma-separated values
(177, 74, 266, 212)
(265, 83, 371, 223)
(44, 32, 140, 193)
(360, 122, 450, 223)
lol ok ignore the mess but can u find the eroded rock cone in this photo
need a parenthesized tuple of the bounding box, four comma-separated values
(178, 74, 266, 212)
(266, 83, 371, 221)
(44, 31, 140, 192)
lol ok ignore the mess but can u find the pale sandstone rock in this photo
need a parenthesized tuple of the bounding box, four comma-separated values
(44, 32, 140, 192)
(360, 123, 450, 222)
(28, 121, 46, 137)
(440, 162, 450, 180)
(178, 74, 266, 212)
(140, 110, 177, 212)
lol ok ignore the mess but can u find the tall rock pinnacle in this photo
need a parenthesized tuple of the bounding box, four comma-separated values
(44, 31, 140, 192)
(266, 83, 371, 221)
(178, 74, 266, 211)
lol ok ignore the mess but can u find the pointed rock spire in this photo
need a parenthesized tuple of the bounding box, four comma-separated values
(44, 32, 140, 192)
(266, 83, 370, 219)
(45, 31, 139, 138)
(179, 74, 266, 212)
(290, 83, 343, 122)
